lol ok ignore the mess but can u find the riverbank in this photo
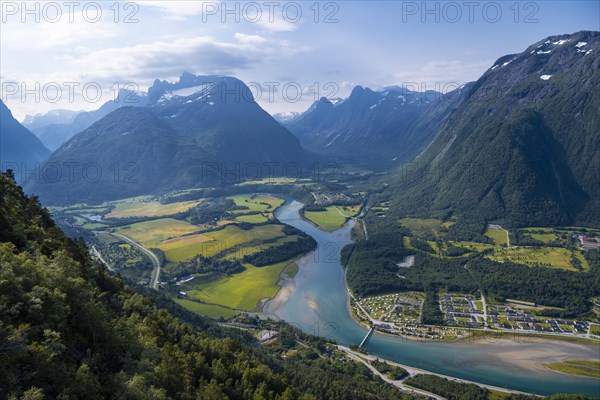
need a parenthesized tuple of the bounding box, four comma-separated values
(265, 200, 600, 396)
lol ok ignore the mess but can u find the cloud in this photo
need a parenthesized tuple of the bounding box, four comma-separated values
(392, 60, 492, 89)
(138, 1, 207, 20)
(234, 32, 267, 44)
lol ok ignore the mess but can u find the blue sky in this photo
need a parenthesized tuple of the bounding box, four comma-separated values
(1, 1, 598, 119)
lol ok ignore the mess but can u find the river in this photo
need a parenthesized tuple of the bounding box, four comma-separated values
(265, 200, 600, 396)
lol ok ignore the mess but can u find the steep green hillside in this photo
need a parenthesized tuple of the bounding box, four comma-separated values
(391, 31, 600, 227)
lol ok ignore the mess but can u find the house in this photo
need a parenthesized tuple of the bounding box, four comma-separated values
(579, 236, 600, 250)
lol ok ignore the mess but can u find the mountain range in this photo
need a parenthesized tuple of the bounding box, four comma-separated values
(0, 100, 50, 180)
(281, 86, 449, 166)
(27, 74, 311, 204)
(390, 30, 600, 227)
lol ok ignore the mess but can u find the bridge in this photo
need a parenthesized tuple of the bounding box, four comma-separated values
(359, 327, 374, 348)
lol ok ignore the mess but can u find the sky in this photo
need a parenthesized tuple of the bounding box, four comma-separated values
(1, 0, 599, 120)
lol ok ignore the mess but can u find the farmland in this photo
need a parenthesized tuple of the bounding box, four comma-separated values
(105, 199, 202, 219)
(115, 218, 200, 247)
(303, 206, 356, 232)
(174, 298, 239, 319)
(181, 260, 298, 311)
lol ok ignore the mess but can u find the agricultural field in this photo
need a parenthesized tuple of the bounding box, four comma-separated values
(182, 260, 297, 311)
(234, 213, 269, 223)
(105, 199, 202, 219)
(485, 246, 588, 272)
(484, 227, 508, 246)
(115, 218, 200, 247)
(303, 206, 348, 232)
(159, 224, 286, 262)
(228, 194, 284, 214)
(236, 177, 298, 185)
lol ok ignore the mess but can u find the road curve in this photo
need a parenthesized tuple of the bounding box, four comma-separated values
(98, 231, 162, 289)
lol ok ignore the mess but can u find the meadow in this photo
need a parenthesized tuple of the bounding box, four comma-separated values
(303, 206, 355, 232)
(115, 218, 200, 247)
(484, 227, 508, 246)
(174, 298, 239, 319)
(158, 224, 286, 262)
(544, 360, 600, 379)
(106, 199, 202, 219)
(184, 260, 297, 311)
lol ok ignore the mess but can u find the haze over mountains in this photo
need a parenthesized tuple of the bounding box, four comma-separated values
(27, 74, 310, 204)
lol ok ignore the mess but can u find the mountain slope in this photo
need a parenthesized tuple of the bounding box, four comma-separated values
(24, 90, 148, 151)
(283, 86, 446, 166)
(27, 74, 313, 204)
(0, 100, 51, 178)
(391, 31, 600, 227)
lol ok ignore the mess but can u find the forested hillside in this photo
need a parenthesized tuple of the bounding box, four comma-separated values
(0, 171, 415, 399)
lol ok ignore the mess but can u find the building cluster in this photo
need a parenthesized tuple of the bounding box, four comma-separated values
(577, 235, 600, 250)
(441, 294, 484, 327)
(489, 305, 589, 334)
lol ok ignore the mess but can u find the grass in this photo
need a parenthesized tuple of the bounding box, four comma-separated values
(159, 224, 285, 261)
(304, 207, 347, 232)
(106, 199, 202, 219)
(590, 325, 600, 336)
(227, 194, 284, 214)
(485, 228, 508, 246)
(544, 360, 600, 379)
(335, 205, 362, 217)
(186, 260, 293, 311)
(528, 233, 559, 243)
(115, 218, 200, 247)
(487, 246, 588, 272)
(174, 298, 239, 319)
(237, 177, 297, 185)
(452, 241, 588, 272)
(234, 213, 269, 223)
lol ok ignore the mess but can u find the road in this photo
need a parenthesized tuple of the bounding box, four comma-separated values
(99, 231, 162, 289)
(91, 245, 113, 272)
(481, 293, 489, 330)
(337, 345, 540, 398)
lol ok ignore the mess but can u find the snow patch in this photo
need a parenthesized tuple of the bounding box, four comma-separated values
(208, 101, 215, 106)
(369, 104, 378, 110)
(552, 39, 569, 45)
(536, 50, 551, 54)
(491, 65, 499, 70)
(185, 100, 193, 104)
(575, 42, 587, 48)
(121, 132, 130, 135)
(501, 59, 515, 67)
(540, 75, 552, 80)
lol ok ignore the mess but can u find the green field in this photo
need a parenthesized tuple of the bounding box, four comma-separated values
(174, 298, 239, 318)
(527, 233, 559, 243)
(234, 213, 269, 223)
(485, 228, 508, 246)
(487, 246, 588, 271)
(545, 360, 600, 379)
(115, 218, 200, 247)
(227, 194, 284, 214)
(186, 260, 293, 311)
(159, 224, 285, 261)
(304, 207, 347, 232)
(106, 199, 202, 219)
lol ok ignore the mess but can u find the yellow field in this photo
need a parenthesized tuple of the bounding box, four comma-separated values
(158, 224, 285, 261)
(115, 218, 200, 247)
(106, 199, 202, 219)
